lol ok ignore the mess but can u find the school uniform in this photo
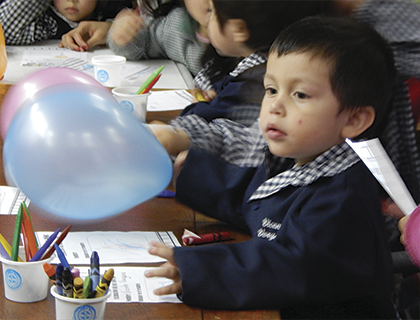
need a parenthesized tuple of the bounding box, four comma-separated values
(170, 115, 397, 319)
(180, 52, 267, 126)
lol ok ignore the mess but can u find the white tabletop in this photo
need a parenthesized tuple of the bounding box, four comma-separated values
(1, 40, 194, 90)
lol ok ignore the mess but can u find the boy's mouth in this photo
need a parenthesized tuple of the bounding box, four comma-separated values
(265, 124, 286, 139)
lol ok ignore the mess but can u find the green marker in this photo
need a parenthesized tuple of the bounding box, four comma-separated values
(135, 65, 164, 94)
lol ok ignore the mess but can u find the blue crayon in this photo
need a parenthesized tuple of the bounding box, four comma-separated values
(54, 243, 70, 269)
(55, 263, 64, 295)
(61, 267, 73, 297)
(90, 251, 100, 293)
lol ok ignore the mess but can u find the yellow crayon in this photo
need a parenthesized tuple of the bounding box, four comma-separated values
(73, 277, 84, 299)
(195, 91, 206, 102)
(95, 268, 114, 298)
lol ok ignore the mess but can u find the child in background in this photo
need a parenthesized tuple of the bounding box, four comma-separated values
(147, 16, 398, 319)
(0, 0, 132, 45)
(178, 0, 327, 126)
(106, 0, 210, 76)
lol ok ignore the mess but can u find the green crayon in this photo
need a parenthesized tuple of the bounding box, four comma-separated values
(82, 275, 92, 299)
(95, 268, 114, 298)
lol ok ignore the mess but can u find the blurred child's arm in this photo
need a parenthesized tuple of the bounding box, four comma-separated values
(108, 8, 144, 47)
(145, 242, 182, 295)
(59, 21, 111, 51)
(148, 124, 191, 157)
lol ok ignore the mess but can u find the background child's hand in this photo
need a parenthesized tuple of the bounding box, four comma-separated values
(145, 242, 182, 295)
(109, 8, 144, 47)
(59, 21, 111, 51)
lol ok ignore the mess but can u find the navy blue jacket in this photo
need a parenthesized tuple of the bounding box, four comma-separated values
(180, 64, 266, 125)
(173, 148, 396, 319)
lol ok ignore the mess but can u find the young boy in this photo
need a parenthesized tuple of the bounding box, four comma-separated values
(147, 16, 398, 319)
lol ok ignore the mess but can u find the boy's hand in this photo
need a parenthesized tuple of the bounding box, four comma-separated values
(145, 242, 182, 295)
(109, 8, 144, 47)
(59, 21, 111, 51)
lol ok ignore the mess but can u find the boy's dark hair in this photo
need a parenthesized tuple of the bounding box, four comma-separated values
(205, 0, 329, 85)
(94, 0, 134, 20)
(270, 16, 396, 139)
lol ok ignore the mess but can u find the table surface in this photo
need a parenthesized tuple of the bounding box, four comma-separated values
(0, 84, 281, 319)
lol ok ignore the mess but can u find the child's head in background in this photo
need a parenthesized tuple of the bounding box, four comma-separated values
(260, 16, 395, 166)
(53, 0, 133, 22)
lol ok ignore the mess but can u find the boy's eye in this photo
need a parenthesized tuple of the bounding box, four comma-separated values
(265, 87, 277, 96)
(294, 91, 308, 99)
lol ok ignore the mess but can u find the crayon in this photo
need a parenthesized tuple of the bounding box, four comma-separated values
(135, 65, 164, 94)
(141, 73, 161, 94)
(82, 275, 92, 299)
(30, 228, 60, 262)
(90, 251, 100, 293)
(195, 91, 206, 102)
(21, 201, 38, 256)
(61, 267, 73, 297)
(54, 243, 70, 269)
(43, 262, 56, 282)
(71, 267, 80, 279)
(11, 205, 23, 261)
(41, 224, 72, 260)
(95, 268, 114, 298)
(0, 233, 12, 258)
(73, 277, 84, 299)
(55, 263, 64, 295)
(0, 240, 11, 260)
(183, 231, 231, 245)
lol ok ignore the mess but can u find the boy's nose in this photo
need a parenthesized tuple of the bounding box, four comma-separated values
(270, 95, 286, 116)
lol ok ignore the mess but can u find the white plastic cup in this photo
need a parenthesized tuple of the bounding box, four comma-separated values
(91, 55, 126, 87)
(51, 286, 111, 320)
(0, 251, 53, 303)
(112, 86, 150, 122)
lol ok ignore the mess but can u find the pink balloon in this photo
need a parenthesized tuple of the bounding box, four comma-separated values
(0, 67, 107, 139)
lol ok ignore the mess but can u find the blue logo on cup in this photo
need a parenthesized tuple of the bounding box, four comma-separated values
(97, 69, 109, 83)
(119, 100, 134, 113)
(74, 305, 96, 320)
(5, 269, 22, 290)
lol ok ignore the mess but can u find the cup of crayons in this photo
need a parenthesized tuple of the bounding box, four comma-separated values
(47, 252, 114, 320)
(0, 202, 61, 302)
(112, 65, 164, 122)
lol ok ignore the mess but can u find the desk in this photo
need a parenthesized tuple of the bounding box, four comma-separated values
(0, 85, 281, 319)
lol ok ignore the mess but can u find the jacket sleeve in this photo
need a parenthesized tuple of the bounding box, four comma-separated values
(0, 0, 52, 45)
(174, 163, 393, 312)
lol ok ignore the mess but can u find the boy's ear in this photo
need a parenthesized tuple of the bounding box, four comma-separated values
(340, 106, 375, 139)
(230, 19, 250, 43)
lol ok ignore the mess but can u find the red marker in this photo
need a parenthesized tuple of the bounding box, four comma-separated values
(183, 232, 231, 245)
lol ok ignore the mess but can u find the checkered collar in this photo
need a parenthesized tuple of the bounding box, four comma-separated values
(229, 52, 267, 78)
(248, 142, 360, 201)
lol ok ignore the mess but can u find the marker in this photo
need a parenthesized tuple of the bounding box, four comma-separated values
(22, 201, 39, 249)
(0, 240, 11, 260)
(182, 231, 231, 245)
(90, 251, 100, 293)
(195, 91, 206, 102)
(43, 262, 56, 283)
(61, 267, 73, 297)
(73, 277, 84, 299)
(55, 263, 64, 295)
(29, 228, 60, 262)
(82, 275, 92, 299)
(11, 205, 23, 261)
(95, 268, 114, 298)
(157, 190, 175, 198)
(0, 233, 12, 259)
(41, 224, 72, 260)
(54, 243, 71, 269)
(135, 65, 164, 94)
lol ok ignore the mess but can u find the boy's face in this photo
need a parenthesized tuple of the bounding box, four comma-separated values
(53, 0, 97, 22)
(260, 52, 351, 166)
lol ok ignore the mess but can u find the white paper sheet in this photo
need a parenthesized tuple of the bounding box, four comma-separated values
(35, 231, 181, 264)
(147, 90, 193, 111)
(346, 138, 417, 215)
(76, 266, 181, 303)
(0, 186, 29, 215)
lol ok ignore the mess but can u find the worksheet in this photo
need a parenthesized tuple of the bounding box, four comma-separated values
(0, 186, 29, 215)
(36, 231, 181, 264)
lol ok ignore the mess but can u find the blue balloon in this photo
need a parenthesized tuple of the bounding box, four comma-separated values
(3, 83, 173, 220)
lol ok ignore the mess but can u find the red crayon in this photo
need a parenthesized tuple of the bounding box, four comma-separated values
(183, 232, 231, 245)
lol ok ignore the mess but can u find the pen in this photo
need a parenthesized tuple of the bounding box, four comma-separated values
(30, 228, 60, 262)
(41, 224, 72, 260)
(90, 251, 100, 293)
(54, 243, 71, 269)
(135, 65, 164, 94)
(141, 73, 161, 94)
(183, 231, 231, 245)
(11, 205, 23, 261)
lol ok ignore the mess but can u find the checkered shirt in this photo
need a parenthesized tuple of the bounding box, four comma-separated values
(171, 115, 360, 201)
